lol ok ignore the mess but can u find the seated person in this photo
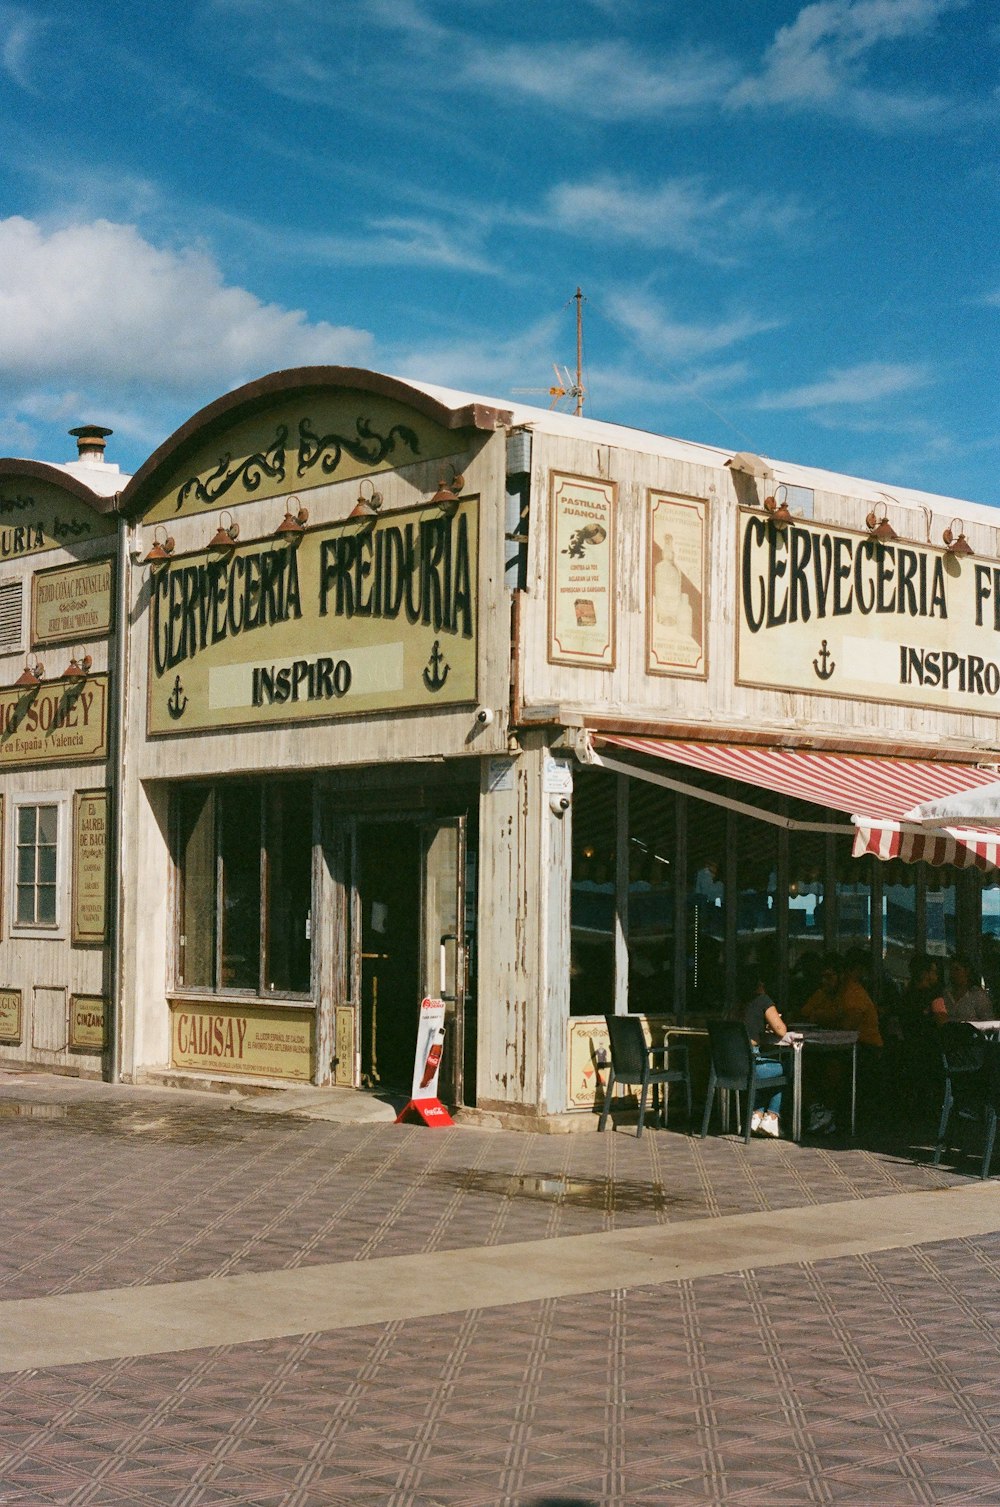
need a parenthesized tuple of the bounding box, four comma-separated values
(741, 966, 789, 1139)
(800, 951, 881, 1132)
(944, 956, 994, 1022)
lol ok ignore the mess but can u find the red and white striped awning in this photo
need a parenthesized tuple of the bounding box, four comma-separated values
(593, 735, 1000, 870)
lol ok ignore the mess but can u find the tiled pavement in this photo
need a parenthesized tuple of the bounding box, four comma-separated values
(2, 1072, 1000, 1505)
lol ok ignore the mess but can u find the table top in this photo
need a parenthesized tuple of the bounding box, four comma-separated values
(785, 1025, 860, 1046)
(966, 1019, 1000, 1033)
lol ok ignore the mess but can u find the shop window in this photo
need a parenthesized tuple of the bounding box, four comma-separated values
(925, 869, 957, 961)
(735, 814, 779, 997)
(686, 805, 727, 1015)
(981, 876, 1000, 1001)
(882, 859, 918, 985)
(627, 781, 676, 1014)
(834, 840, 875, 954)
(570, 770, 616, 1016)
(14, 802, 58, 927)
(787, 831, 828, 1011)
(174, 781, 312, 996)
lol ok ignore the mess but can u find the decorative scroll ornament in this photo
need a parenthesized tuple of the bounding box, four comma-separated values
(296, 416, 421, 478)
(175, 426, 288, 511)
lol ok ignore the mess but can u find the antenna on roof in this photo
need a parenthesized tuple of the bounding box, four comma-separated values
(513, 287, 587, 415)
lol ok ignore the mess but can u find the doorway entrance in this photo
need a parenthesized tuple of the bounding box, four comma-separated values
(352, 814, 473, 1103)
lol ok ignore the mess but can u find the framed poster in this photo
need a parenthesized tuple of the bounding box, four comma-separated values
(646, 491, 708, 677)
(548, 472, 616, 668)
(68, 994, 105, 1052)
(0, 988, 21, 1045)
(31, 558, 113, 646)
(72, 789, 108, 945)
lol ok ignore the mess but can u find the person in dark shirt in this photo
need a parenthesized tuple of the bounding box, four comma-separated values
(741, 966, 789, 1138)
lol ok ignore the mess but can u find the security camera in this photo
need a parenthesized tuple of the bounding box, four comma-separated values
(475, 706, 495, 727)
(549, 794, 570, 816)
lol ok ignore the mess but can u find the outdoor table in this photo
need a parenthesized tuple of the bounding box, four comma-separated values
(967, 1020, 1000, 1039)
(777, 1026, 860, 1142)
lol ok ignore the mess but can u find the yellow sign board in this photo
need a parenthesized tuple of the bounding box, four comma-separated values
(0, 989, 22, 1045)
(68, 994, 106, 1051)
(738, 511, 1000, 715)
(72, 790, 108, 945)
(170, 1002, 314, 1081)
(147, 500, 477, 734)
(0, 674, 108, 766)
(32, 559, 113, 645)
(145, 390, 468, 523)
(0, 478, 115, 559)
(567, 1018, 611, 1109)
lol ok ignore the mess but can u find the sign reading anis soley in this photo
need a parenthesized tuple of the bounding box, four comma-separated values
(147, 499, 478, 734)
(738, 511, 1000, 714)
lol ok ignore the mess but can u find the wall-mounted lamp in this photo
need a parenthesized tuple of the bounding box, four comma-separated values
(274, 496, 309, 539)
(762, 483, 793, 530)
(943, 519, 974, 557)
(62, 652, 92, 681)
(865, 500, 898, 543)
(350, 480, 383, 519)
(209, 511, 239, 552)
(14, 658, 45, 692)
(431, 466, 465, 516)
(144, 525, 175, 569)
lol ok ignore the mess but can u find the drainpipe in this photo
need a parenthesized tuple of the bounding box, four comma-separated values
(105, 497, 133, 1084)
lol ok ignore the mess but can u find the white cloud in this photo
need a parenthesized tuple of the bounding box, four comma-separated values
(0, 217, 373, 392)
(606, 290, 780, 363)
(0, 5, 48, 92)
(727, 0, 969, 126)
(546, 176, 801, 260)
(755, 361, 931, 409)
(461, 39, 735, 119)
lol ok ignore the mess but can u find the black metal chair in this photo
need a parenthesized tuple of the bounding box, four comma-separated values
(933, 1022, 1000, 1179)
(597, 1014, 692, 1137)
(699, 1020, 790, 1144)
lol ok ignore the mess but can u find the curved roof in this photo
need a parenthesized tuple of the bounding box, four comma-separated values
(120, 366, 513, 519)
(0, 458, 120, 513)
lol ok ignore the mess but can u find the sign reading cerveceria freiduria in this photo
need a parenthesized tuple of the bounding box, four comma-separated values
(738, 511, 1000, 715)
(147, 499, 478, 734)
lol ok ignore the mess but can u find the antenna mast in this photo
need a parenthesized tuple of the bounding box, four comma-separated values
(512, 287, 587, 414)
(574, 286, 584, 417)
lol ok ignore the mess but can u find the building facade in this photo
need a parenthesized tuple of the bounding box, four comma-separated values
(2, 370, 999, 1122)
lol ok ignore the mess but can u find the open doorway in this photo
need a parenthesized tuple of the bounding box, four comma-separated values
(357, 822, 421, 1093)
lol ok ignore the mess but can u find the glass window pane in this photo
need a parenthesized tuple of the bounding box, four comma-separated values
(37, 806, 57, 844)
(883, 858, 917, 990)
(37, 885, 56, 923)
(570, 770, 616, 1016)
(177, 787, 216, 988)
(38, 845, 57, 884)
(16, 885, 33, 924)
(17, 846, 34, 884)
(687, 805, 727, 1016)
(17, 806, 35, 843)
(220, 787, 261, 989)
(263, 783, 312, 993)
(787, 831, 827, 1013)
(835, 840, 874, 954)
(926, 868, 956, 961)
(626, 781, 675, 1014)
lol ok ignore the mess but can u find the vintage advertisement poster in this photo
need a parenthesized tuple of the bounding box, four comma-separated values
(32, 560, 113, 646)
(647, 492, 708, 677)
(0, 674, 108, 766)
(737, 510, 1000, 715)
(548, 472, 615, 668)
(0, 988, 21, 1045)
(147, 499, 478, 735)
(68, 995, 105, 1052)
(72, 789, 108, 945)
(567, 1018, 611, 1109)
(170, 1002, 314, 1081)
(410, 996, 446, 1100)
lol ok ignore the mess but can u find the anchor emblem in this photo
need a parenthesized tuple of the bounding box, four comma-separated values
(167, 675, 188, 719)
(813, 640, 836, 681)
(423, 639, 450, 692)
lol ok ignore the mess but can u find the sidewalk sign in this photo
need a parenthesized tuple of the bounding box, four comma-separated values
(395, 996, 454, 1127)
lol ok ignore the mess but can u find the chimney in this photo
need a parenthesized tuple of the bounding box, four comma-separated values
(68, 425, 113, 466)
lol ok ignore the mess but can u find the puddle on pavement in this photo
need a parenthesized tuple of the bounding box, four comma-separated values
(0, 1099, 292, 1144)
(440, 1169, 689, 1212)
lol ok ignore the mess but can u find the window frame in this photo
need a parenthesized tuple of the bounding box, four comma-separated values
(10, 792, 68, 938)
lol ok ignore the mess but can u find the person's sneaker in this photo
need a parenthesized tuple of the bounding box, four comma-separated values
(811, 1107, 834, 1134)
(758, 1111, 781, 1138)
(750, 1109, 763, 1134)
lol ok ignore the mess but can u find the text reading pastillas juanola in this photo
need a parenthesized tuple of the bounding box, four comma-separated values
(151, 511, 474, 676)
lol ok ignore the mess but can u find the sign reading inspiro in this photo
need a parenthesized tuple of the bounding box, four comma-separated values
(147, 499, 478, 734)
(738, 511, 1000, 713)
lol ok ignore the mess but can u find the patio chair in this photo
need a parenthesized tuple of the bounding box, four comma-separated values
(597, 1014, 692, 1137)
(932, 1022, 1000, 1179)
(699, 1020, 790, 1145)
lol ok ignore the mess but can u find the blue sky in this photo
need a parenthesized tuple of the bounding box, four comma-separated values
(0, 0, 997, 503)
